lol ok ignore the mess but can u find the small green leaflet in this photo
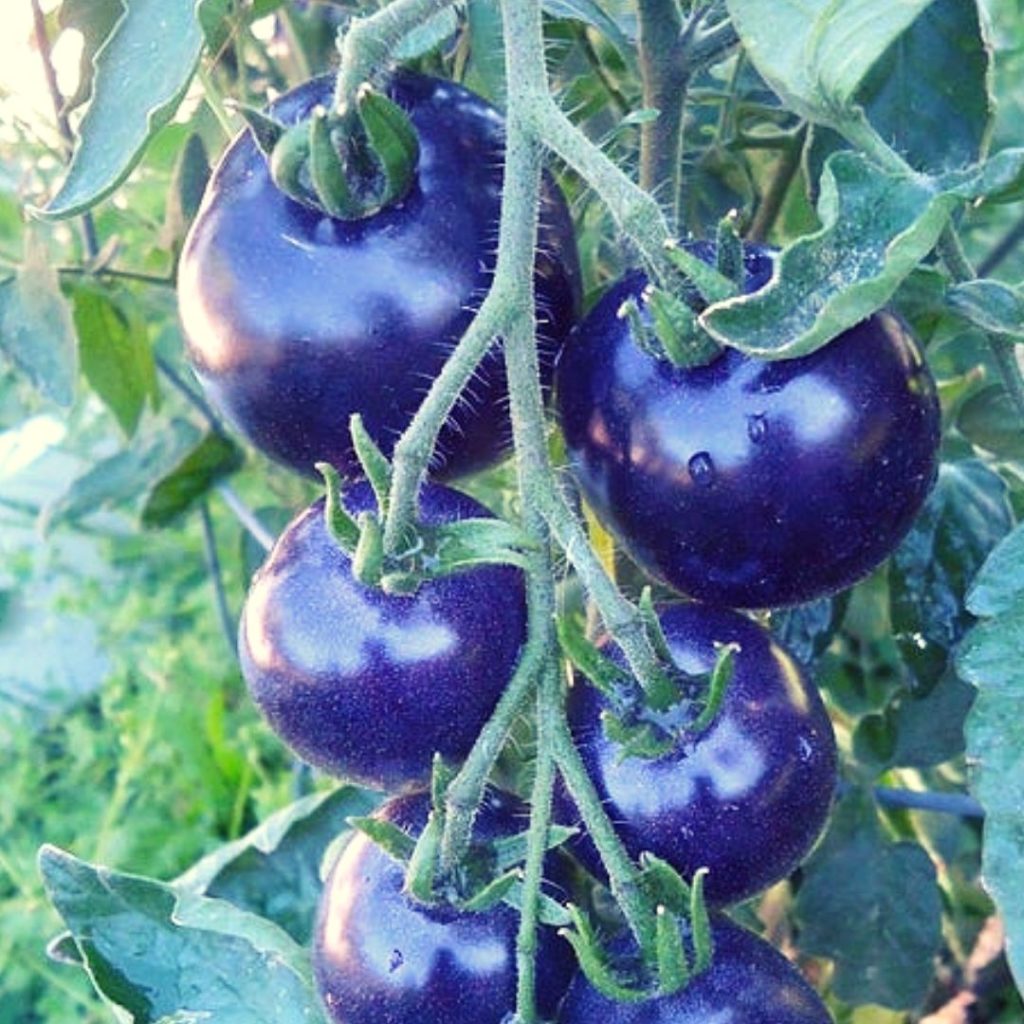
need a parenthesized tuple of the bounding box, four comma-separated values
(39, 0, 219, 220)
(700, 148, 1024, 357)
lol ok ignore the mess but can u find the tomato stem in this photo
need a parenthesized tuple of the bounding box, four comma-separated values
(513, 658, 560, 1024)
(332, 0, 457, 115)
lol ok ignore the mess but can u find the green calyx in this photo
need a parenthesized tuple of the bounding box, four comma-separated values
(559, 869, 714, 1003)
(239, 83, 419, 221)
(627, 233, 750, 368)
(315, 418, 536, 596)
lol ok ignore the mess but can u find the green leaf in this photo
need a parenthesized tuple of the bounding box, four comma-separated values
(0, 234, 77, 407)
(958, 385, 1024, 460)
(40, 419, 201, 532)
(808, 0, 992, 178)
(958, 596, 1024, 994)
(770, 596, 845, 667)
(177, 786, 380, 943)
(161, 132, 210, 249)
(40, 0, 206, 220)
(947, 279, 1024, 339)
(58, 0, 124, 114)
(73, 284, 158, 437)
(140, 430, 243, 529)
(701, 148, 1024, 357)
(394, 6, 459, 59)
(39, 846, 322, 1023)
(965, 521, 1024, 617)
(725, 0, 939, 128)
(795, 791, 942, 1009)
(890, 461, 1012, 655)
(889, 667, 976, 769)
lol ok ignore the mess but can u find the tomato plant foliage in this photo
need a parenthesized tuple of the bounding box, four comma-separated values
(2, 0, 1024, 1023)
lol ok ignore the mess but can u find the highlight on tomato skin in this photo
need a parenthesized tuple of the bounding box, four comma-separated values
(312, 790, 577, 1024)
(238, 482, 528, 792)
(178, 71, 580, 483)
(556, 241, 941, 610)
(554, 602, 838, 907)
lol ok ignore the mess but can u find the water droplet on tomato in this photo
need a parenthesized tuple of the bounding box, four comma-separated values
(688, 451, 716, 487)
(747, 413, 768, 444)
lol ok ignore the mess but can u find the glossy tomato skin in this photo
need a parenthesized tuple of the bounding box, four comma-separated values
(556, 242, 940, 609)
(555, 603, 836, 906)
(313, 790, 576, 1024)
(558, 915, 832, 1024)
(239, 483, 526, 790)
(180, 72, 579, 480)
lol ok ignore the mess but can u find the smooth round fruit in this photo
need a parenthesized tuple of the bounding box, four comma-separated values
(558, 915, 832, 1024)
(313, 790, 576, 1024)
(555, 603, 836, 906)
(556, 242, 941, 609)
(180, 71, 579, 480)
(239, 483, 527, 790)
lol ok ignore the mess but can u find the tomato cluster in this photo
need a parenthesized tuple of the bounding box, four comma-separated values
(179, 61, 941, 1024)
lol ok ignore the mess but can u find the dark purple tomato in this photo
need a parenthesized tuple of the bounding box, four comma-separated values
(556, 241, 940, 609)
(558, 915, 831, 1024)
(179, 71, 579, 480)
(313, 790, 576, 1024)
(238, 483, 526, 790)
(554, 603, 836, 906)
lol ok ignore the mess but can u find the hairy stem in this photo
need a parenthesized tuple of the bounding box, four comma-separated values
(199, 501, 237, 658)
(551, 707, 657, 952)
(514, 659, 559, 1023)
(333, 0, 457, 113)
(438, 601, 543, 873)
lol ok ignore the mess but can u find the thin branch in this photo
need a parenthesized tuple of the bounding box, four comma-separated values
(30, 0, 99, 258)
(747, 124, 806, 241)
(977, 215, 1024, 277)
(217, 484, 274, 553)
(873, 786, 984, 819)
(199, 500, 238, 658)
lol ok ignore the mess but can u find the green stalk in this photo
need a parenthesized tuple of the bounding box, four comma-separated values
(551, 707, 657, 953)
(499, 0, 658, 957)
(637, 0, 686, 225)
(333, 0, 458, 114)
(513, 658, 559, 1023)
(438, 582, 543, 874)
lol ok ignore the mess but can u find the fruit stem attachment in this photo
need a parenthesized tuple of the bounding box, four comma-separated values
(332, 0, 458, 116)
